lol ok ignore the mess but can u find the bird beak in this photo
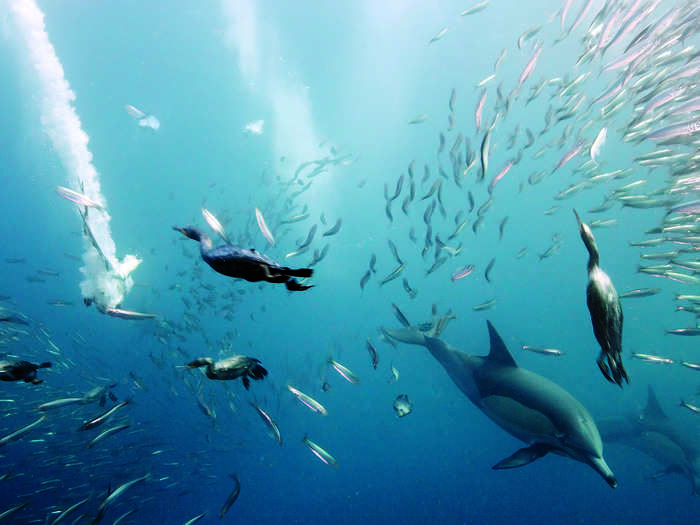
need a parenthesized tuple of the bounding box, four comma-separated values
(572, 209, 582, 229)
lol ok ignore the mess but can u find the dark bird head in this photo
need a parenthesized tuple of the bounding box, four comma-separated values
(573, 209, 599, 266)
(186, 357, 213, 369)
(172, 226, 203, 242)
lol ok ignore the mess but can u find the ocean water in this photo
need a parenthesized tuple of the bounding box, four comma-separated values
(0, 0, 699, 523)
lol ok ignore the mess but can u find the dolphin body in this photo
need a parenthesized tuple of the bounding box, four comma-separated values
(598, 386, 700, 495)
(386, 317, 617, 488)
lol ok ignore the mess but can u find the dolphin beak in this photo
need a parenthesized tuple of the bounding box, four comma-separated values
(589, 455, 618, 489)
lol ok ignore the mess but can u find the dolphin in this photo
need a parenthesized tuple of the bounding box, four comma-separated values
(385, 312, 617, 488)
(598, 386, 700, 495)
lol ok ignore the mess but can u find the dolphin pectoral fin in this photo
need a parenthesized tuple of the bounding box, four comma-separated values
(492, 443, 554, 469)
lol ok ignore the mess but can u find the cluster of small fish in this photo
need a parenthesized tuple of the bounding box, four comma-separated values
(0, 316, 166, 522)
(4, 254, 64, 288)
(0, 310, 279, 522)
(367, 0, 698, 386)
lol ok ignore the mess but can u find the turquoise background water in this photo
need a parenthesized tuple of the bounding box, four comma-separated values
(1, 1, 698, 523)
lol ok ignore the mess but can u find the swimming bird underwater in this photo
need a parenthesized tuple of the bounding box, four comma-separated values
(186, 356, 268, 390)
(0, 360, 51, 384)
(598, 386, 700, 496)
(173, 226, 313, 291)
(385, 309, 617, 488)
(574, 209, 628, 387)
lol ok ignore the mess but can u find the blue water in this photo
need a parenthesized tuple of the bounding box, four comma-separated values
(1, 0, 699, 523)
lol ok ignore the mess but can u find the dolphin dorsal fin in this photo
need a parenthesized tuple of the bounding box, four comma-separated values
(643, 386, 668, 421)
(486, 321, 518, 367)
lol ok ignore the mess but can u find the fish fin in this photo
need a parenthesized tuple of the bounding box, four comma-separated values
(492, 443, 554, 469)
(642, 386, 668, 421)
(486, 321, 518, 367)
(39, 362, 52, 369)
(242, 376, 250, 390)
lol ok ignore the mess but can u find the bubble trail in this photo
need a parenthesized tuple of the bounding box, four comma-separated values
(9, 0, 140, 309)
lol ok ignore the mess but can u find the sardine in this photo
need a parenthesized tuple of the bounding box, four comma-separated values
(328, 359, 359, 385)
(302, 436, 338, 467)
(287, 385, 327, 415)
(402, 278, 417, 299)
(521, 345, 564, 356)
(255, 208, 275, 246)
(380, 264, 405, 286)
(619, 288, 660, 299)
(0, 415, 45, 447)
(665, 328, 700, 336)
(388, 240, 404, 266)
(631, 353, 674, 364)
(56, 186, 104, 209)
(202, 208, 231, 243)
(360, 270, 371, 290)
(298, 224, 318, 250)
(472, 298, 496, 311)
(484, 257, 495, 283)
(79, 401, 128, 431)
(680, 401, 700, 414)
(105, 308, 157, 321)
(249, 402, 282, 445)
(86, 424, 130, 448)
(366, 339, 380, 370)
(460, 0, 490, 16)
(391, 303, 410, 327)
(322, 219, 342, 237)
(428, 28, 448, 45)
(451, 264, 475, 282)
(219, 475, 241, 520)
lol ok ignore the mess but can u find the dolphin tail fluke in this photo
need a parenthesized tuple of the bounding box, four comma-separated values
(492, 443, 553, 470)
(383, 327, 427, 347)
